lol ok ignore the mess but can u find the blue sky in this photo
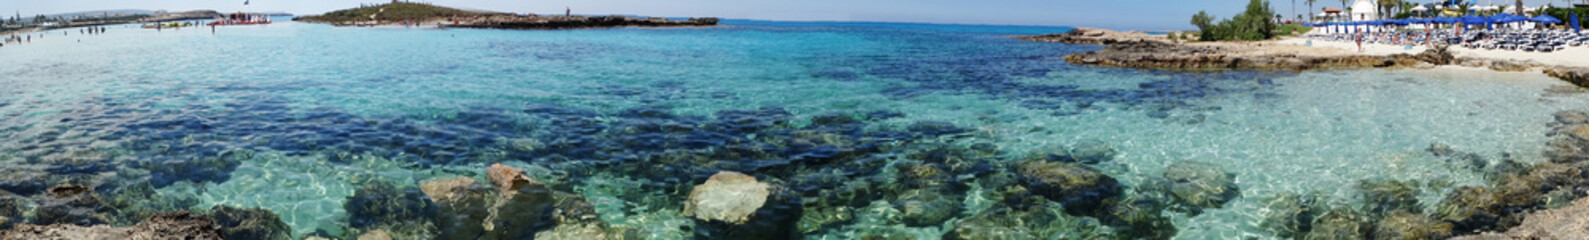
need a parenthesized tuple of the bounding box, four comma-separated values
(4, 0, 1580, 30)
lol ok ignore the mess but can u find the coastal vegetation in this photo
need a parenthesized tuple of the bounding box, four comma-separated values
(1189, 0, 1277, 41)
(1275, 23, 1313, 36)
(293, 2, 487, 23)
(1544, 7, 1589, 30)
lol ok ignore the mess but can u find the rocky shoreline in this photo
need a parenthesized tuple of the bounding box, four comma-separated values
(1021, 28, 1589, 87)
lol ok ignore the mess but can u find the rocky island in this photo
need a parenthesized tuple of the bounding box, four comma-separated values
(293, 2, 718, 30)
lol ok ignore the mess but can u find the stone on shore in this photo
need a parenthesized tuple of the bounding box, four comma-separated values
(1450, 197, 1589, 239)
(1545, 67, 1589, 89)
(210, 206, 292, 240)
(0, 211, 222, 240)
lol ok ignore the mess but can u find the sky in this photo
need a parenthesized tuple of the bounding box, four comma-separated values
(3, 0, 1582, 30)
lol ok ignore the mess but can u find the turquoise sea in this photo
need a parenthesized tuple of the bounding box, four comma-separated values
(2, 18, 1588, 239)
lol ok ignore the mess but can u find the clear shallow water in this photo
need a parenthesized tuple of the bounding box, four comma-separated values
(2, 19, 1588, 239)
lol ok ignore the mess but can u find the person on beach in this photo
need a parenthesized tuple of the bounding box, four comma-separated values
(1354, 31, 1363, 53)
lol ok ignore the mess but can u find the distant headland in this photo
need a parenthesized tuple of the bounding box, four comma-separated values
(292, 2, 719, 30)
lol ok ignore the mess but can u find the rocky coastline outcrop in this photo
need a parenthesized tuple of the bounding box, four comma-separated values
(1022, 28, 1589, 87)
(293, 2, 717, 30)
(1061, 40, 1429, 70)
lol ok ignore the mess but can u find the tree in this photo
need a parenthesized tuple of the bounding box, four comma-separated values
(33, 14, 45, 24)
(1306, 0, 1318, 21)
(1378, 0, 1397, 20)
(1191, 11, 1216, 40)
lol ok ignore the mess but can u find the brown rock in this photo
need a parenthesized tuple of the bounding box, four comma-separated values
(683, 171, 771, 224)
(1570, 125, 1589, 141)
(488, 163, 541, 193)
(357, 229, 392, 240)
(421, 177, 481, 203)
(0, 211, 222, 240)
(1546, 67, 1589, 89)
(1451, 197, 1589, 239)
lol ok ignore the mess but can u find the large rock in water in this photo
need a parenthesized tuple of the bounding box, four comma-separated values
(422, 177, 493, 239)
(210, 206, 292, 240)
(1014, 161, 1121, 214)
(32, 184, 109, 225)
(1545, 67, 1589, 89)
(1161, 161, 1239, 209)
(0, 211, 222, 239)
(684, 171, 801, 240)
(422, 163, 613, 240)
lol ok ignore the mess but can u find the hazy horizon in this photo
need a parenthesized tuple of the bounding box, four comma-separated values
(6, 0, 1581, 31)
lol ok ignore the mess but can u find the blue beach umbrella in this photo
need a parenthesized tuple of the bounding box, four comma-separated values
(1460, 15, 1489, 25)
(1530, 15, 1561, 24)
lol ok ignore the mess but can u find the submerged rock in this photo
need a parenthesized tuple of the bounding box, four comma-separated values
(210, 206, 292, 240)
(345, 182, 434, 230)
(1161, 161, 1239, 209)
(532, 223, 638, 240)
(893, 189, 959, 227)
(1068, 140, 1117, 164)
(32, 184, 108, 226)
(1014, 161, 1122, 214)
(1303, 209, 1369, 240)
(684, 171, 801, 240)
(1371, 211, 1453, 240)
(1434, 186, 1504, 232)
(1097, 192, 1175, 239)
(0, 211, 221, 239)
(943, 202, 1112, 240)
(1259, 193, 1320, 238)
(1356, 179, 1421, 215)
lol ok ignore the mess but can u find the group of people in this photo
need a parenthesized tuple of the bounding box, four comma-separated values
(81, 26, 108, 35)
(3, 25, 115, 47)
(4, 33, 36, 46)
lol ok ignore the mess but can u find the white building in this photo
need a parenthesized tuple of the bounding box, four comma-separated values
(1349, 0, 1379, 21)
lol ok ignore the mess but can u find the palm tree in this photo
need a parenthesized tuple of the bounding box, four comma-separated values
(1515, 0, 1525, 16)
(1307, 0, 1318, 21)
(1378, 0, 1397, 19)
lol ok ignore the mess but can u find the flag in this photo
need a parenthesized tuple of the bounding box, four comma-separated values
(1573, 12, 1581, 34)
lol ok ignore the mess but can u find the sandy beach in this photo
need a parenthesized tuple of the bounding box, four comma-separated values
(1282, 29, 1589, 67)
